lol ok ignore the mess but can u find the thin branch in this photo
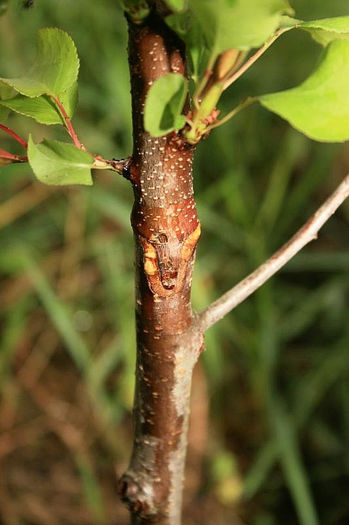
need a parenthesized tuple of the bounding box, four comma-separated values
(206, 97, 256, 131)
(51, 95, 85, 150)
(0, 148, 28, 163)
(0, 123, 28, 148)
(197, 175, 349, 332)
(223, 27, 291, 91)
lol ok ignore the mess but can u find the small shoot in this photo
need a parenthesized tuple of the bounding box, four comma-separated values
(0, 28, 128, 182)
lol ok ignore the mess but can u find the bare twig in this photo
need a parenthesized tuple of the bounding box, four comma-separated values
(197, 175, 349, 332)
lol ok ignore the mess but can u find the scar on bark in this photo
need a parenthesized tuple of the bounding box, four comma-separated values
(140, 223, 201, 297)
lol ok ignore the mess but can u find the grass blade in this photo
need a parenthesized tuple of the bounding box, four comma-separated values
(270, 399, 319, 525)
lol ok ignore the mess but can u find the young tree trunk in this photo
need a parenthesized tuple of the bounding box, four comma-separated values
(118, 12, 203, 525)
(116, 8, 349, 525)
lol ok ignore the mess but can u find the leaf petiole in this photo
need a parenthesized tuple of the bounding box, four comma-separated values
(0, 123, 28, 148)
(0, 148, 28, 163)
(206, 97, 256, 131)
(51, 95, 85, 150)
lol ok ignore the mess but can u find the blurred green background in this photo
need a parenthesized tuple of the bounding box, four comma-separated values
(0, 1, 348, 524)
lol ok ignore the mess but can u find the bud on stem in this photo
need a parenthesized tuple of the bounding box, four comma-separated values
(184, 49, 243, 144)
(213, 49, 240, 81)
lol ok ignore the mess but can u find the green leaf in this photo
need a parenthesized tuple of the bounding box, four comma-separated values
(188, 0, 293, 54)
(280, 15, 349, 46)
(0, 82, 78, 125)
(28, 135, 94, 186)
(119, 0, 150, 21)
(166, 11, 208, 83)
(168, 0, 292, 85)
(0, 84, 13, 121)
(144, 73, 187, 137)
(293, 16, 349, 47)
(0, 28, 79, 97)
(164, 0, 188, 13)
(259, 40, 349, 143)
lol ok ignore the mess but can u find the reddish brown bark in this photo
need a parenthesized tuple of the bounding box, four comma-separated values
(118, 12, 204, 525)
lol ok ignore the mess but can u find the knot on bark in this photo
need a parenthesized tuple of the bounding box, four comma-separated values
(118, 474, 155, 518)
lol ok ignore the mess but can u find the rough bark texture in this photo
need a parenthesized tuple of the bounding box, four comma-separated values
(118, 12, 204, 525)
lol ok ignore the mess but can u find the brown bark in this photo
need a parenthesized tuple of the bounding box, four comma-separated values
(118, 12, 204, 525)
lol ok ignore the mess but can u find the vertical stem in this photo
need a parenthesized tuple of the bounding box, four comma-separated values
(118, 13, 203, 525)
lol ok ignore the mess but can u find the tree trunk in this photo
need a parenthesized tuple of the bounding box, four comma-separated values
(118, 12, 204, 525)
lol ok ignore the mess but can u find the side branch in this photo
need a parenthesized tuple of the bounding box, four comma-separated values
(197, 175, 349, 332)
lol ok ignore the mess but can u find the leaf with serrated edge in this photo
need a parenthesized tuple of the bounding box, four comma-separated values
(0, 82, 78, 125)
(260, 40, 349, 142)
(0, 28, 79, 97)
(28, 135, 93, 186)
(281, 15, 349, 46)
(144, 73, 187, 137)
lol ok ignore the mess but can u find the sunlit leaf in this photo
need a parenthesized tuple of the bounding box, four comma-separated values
(28, 135, 94, 186)
(282, 16, 349, 46)
(188, 0, 293, 53)
(0, 28, 79, 97)
(260, 40, 349, 142)
(164, 0, 187, 13)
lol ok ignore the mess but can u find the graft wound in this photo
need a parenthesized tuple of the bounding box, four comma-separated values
(131, 132, 201, 298)
(139, 222, 201, 296)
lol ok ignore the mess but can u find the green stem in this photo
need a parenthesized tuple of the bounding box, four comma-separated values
(184, 82, 224, 143)
(193, 53, 217, 107)
(207, 97, 256, 131)
(224, 27, 291, 91)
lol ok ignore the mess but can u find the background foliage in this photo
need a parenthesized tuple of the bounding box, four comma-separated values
(0, 1, 348, 523)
